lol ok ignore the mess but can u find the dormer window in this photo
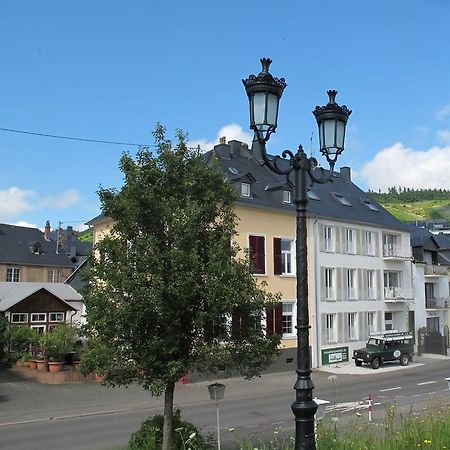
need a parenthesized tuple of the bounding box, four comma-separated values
(332, 192, 352, 206)
(282, 190, 291, 204)
(241, 182, 251, 197)
(307, 190, 320, 201)
(361, 198, 379, 211)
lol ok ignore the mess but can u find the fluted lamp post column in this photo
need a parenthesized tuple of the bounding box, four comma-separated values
(242, 58, 351, 450)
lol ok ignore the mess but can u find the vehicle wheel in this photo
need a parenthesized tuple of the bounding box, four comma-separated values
(371, 357, 380, 369)
(355, 360, 363, 366)
(400, 354, 409, 366)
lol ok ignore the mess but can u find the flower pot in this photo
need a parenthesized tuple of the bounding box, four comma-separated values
(28, 360, 37, 370)
(48, 361, 64, 372)
(36, 360, 46, 371)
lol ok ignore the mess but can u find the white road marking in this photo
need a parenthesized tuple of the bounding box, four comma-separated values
(417, 381, 437, 386)
(379, 386, 402, 392)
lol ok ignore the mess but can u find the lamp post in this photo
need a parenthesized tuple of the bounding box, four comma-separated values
(208, 383, 226, 450)
(242, 58, 351, 450)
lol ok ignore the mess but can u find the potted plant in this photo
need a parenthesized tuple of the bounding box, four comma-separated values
(40, 324, 77, 372)
(10, 326, 40, 368)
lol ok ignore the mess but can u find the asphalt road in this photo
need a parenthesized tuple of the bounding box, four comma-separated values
(1, 356, 449, 449)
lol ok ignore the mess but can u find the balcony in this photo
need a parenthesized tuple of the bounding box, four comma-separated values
(384, 287, 414, 302)
(383, 244, 411, 260)
(424, 264, 448, 277)
(425, 297, 450, 309)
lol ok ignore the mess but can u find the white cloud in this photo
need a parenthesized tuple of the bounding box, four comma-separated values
(436, 104, 450, 121)
(0, 187, 37, 220)
(358, 143, 450, 191)
(14, 220, 39, 229)
(40, 189, 80, 209)
(437, 129, 450, 145)
(189, 123, 253, 152)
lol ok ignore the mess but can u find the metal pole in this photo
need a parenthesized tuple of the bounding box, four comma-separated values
(216, 400, 221, 450)
(291, 147, 318, 449)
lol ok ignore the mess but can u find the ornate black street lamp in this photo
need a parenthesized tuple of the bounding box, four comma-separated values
(243, 58, 351, 450)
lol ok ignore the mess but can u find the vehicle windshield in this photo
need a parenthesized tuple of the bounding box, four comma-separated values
(367, 338, 384, 346)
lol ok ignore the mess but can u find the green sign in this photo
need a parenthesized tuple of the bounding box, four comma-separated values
(321, 346, 349, 365)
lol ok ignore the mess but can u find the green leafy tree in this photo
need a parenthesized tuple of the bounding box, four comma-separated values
(82, 125, 281, 450)
(0, 315, 9, 358)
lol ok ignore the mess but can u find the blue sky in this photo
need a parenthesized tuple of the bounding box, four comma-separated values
(1, 1, 450, 231)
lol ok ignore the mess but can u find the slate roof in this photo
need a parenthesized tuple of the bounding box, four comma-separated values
(0, 282, 82, 311)
(0, 224, 76, 268)
(206, 141, 410, 232)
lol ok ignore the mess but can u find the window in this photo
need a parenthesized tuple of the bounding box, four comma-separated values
(31, 325, 45, 334)
(325, 268, 335, 299)
(384, 271, 400, 298)
(307, 190, 320, 201)
(274, 238, 295, 275)
(426, 317, 439, 333)
(367, 269, 376, 299)
(11, 313, 28, 323)
(383, 233, 398, 257)
(48, 269, 61, 283)
(346, 228, 355, 253)
(282, 190, 292, 204)
(31, 313, 46, 323)
(282, 303, 295, 336)
(348, 312, 357, 340)
(324, 226, 334, 252)
(384, 312, 393, 331)
(365, 231, 375, 256)
(49, 312, 65, 322)
(346, 269, 356, 299)
(6, 267, 20, 282)
(361, 199, 379, 211)
(333, 192, 352, 206)
(241, 182, 251, 197)
(326, 314, 337, 342)
(367, 312, 376, 335)
(249, 235, 265, 274)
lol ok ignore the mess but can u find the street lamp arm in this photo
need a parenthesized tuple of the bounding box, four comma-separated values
(256, 132, 293, 176)
(307, 160, 335, 185)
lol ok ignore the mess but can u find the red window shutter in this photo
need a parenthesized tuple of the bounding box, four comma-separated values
(266, 302, 283, 336)
(249, 235, 265, 274)
(273, 237, 281, 275)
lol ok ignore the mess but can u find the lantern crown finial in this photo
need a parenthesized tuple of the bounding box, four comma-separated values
(260, 58, 272, 75)
(327, 89, 338, 104)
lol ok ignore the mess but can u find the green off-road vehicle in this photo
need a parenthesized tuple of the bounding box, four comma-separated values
(352, 331, 414, 369)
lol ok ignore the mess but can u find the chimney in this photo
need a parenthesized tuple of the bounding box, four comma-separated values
(340, 166, 351, 182)
(44, 221, 51, 241)
(67, 225, 74, 240)
(219, 136, 226, 144)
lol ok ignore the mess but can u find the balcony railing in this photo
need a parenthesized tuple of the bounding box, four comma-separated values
(424, 264, 448, 277)
(383, 244, 411, 259)
(426, 297, 450, 309)
(384, 287, 414, 301)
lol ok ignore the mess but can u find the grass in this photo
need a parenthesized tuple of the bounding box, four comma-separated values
(234, 400, 450, 449)
(380, 199, 450, 223)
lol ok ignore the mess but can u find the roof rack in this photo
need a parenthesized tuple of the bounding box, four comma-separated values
(369, 330, 413, 340)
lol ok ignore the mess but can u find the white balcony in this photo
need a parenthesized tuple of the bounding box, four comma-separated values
(384, 287, 414, 302)
(424, 264, 449, 277)
(383, 244, 411, 260)
(426, 297, 450, 309)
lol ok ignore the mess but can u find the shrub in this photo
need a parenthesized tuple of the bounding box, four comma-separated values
(128, 409, 212, 450)
(40, 324, 77, 361)
(10, 326, 40, 354)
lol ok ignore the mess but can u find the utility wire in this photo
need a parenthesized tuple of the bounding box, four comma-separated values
(0, 127, 153, 147)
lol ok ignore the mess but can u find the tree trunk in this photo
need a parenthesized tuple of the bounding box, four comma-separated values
(162, 381, 175, 450)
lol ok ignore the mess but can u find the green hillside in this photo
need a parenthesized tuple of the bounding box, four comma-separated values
(368, 188, 450, 223)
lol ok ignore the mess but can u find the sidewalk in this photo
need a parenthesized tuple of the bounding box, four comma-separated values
(317, 353, 449, 375)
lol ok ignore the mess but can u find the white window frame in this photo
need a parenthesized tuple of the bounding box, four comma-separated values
(48, 269, 61, 283)
(241, 182, 251, 197)
(11, 313, 28, 323)
(282, 302, 296, 337)
(6, 267, 20, 282)
(281, 238, 295, 275)
(367, 312, 376, 336)
(282, 190, 292, 204)
(383, 233, 398, 257)
(31, 324, 46, 334)
(49, 312, 65, 322)
(325, 268, 335, 300)
(347, 269, 356, 299)
(348, 312, 357, 340)
(385, 312, 394, 330)
(346, 228, 355, 254)
(31, 313, 47, 323)
(366, 231, 375, 256)
(367, 269, 376, 299)
(324, 226, 334, 252)
(326, 313, 337, 343)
